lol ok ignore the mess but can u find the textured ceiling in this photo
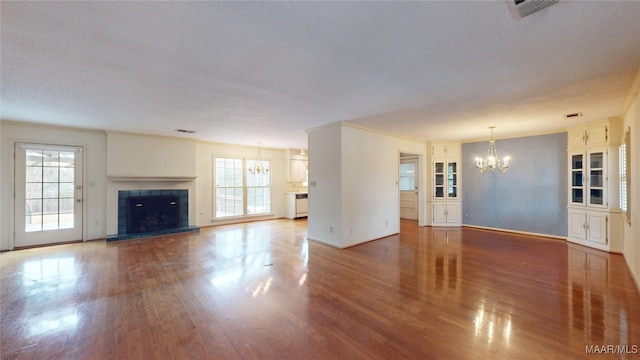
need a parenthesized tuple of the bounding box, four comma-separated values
(2, 1, 640, 149)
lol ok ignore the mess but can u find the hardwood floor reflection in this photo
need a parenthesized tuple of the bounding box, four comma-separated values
(2, 219, 639, 359)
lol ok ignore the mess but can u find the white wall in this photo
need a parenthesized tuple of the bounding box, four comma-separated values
(0, 121, 108, 249)
(107, 131, 197, 178)
(308, 123, 427, 248)
(307, 123, 343, 247)
(622, 81, 640, 289)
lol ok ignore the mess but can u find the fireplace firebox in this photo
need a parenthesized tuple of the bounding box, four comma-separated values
(108, 189, 197, 241)
(127, 195, 181, 234)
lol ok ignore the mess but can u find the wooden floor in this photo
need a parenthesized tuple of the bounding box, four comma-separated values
(1, 219, 639, 359)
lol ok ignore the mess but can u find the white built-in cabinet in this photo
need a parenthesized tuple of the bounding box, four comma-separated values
(566, 119, 623, 252)
(289, 159, 308, 182)
(285, 149, 308, 183)
(427, 142, 461, 226)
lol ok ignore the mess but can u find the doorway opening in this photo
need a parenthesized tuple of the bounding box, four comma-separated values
(400, 153, 419, 221)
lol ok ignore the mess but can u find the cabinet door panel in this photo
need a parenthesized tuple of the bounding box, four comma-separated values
(432, 144, 460, 158)
(568, 129, 587, 147)
(433, 203, 447, 223)
(446, 203, 461, 223)
(586, 125, 607, 146)
(586, 212, 607, 244)
(568, 211, 587, 239)
(289, 160, 307, 182)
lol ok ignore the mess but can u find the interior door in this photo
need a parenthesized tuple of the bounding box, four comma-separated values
(400, 157, 418, 220)
(14, 143, 83, 247)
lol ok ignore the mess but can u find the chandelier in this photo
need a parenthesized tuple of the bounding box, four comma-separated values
(475, 126, 510, 174)
(248, 142, 269, 175)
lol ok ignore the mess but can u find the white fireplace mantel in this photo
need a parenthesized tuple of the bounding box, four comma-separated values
(108, 176, 197, 182)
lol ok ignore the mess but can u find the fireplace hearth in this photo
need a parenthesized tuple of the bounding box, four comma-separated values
(107, 189, 198, 241)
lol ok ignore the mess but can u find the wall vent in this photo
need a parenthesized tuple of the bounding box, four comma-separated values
(175, 129, 197, 134)
(508, 0, 559, 20)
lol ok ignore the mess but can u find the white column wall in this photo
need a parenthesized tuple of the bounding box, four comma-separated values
(307, 123, 426, 249)
(307, 123, 343, 247)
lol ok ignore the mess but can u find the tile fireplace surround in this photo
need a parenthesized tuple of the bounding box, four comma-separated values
(107, 189, 198, 241)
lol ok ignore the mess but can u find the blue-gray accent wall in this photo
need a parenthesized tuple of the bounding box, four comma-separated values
(462, 132, 567, 237)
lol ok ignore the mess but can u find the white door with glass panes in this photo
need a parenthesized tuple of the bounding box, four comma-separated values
(14, 143, 83, 247)
(399, 158, 418, 220)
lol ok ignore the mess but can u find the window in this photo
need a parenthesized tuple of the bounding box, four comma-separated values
(215, 157, 271, 218)
(399, 161, 416, 191)
(246, 160, 271, 215)
(619, 128, 631, 224)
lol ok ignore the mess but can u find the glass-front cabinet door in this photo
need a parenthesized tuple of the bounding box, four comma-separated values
(570, 153, 585, 205)
(447, 162, 457, 198)
(434, 161, 458, 199)
(569, 150, 606, 208)
(434, 162, 445, 198)
(588, 151, 604, 206)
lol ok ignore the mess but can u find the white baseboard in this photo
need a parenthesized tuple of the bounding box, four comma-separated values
(462, 224, 566, 241)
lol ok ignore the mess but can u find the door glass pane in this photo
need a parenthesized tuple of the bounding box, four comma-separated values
(60, 167, 74, 182)
(434, 162, 444, 173)
(24, 149, 75, 232)
(43, 167, 59, 182)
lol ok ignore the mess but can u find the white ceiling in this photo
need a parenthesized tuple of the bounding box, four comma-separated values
(2, 1, 639, 149)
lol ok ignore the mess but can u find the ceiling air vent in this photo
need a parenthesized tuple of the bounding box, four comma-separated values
(175, 129, 197, 134)
(507, 0, 559, 20)
(564, 112, 582, 119)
